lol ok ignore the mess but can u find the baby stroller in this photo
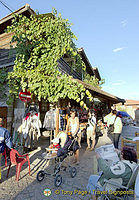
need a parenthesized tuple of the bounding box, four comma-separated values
(36, 133, 78, 187)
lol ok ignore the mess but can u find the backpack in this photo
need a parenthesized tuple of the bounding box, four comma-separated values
(95, 125, 103, 138)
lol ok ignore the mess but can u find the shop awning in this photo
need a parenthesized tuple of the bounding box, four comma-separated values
(74, 79, 125, 104)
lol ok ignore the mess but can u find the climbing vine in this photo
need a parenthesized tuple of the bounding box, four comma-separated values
(83, 73, 105, 89)
(0, 68, 8, 100)
(6, 8, 100, 109)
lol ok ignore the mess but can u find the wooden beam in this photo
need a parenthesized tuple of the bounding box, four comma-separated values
(55, 101, 60, 136)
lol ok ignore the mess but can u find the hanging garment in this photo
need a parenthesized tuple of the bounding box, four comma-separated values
(24, 126, 38, 148)
(24, 104, 39, 117)
(13, 109, 24, 139)
(24, 114, 42, 148)
(22, 118, 30, 139)
(28, 114, 42, 137)
(43, 109, 56, 130)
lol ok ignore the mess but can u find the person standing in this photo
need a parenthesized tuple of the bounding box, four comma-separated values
(0, 118, 12, 183)
(103, 109, 113, 126)
(108, 110, 123, 149)
(66, 109, 80, 164)
(86, 111, 96, 150)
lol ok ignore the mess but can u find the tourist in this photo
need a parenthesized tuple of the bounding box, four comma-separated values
(65, 109, 80, 164)
(0, 118, 12, 183)
(86, 110, 96, 150)
(108, 110, 123, 149)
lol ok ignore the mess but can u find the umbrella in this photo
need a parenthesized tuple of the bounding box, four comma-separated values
(117, 111, 130, 117)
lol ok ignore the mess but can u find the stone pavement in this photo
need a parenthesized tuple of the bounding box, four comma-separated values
(0, 137, 95, 200)
(0, 125, 138, 200)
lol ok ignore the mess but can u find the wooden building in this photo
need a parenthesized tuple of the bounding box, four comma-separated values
(0, 4, 125, 132)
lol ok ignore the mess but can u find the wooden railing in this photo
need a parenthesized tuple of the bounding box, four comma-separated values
(58, 58, 82, 80)
(0, 49, 82, 80)
(0, 49, 16, 67)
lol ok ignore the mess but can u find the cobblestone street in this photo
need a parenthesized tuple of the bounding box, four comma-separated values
(0, 125, 138, 200)
(1, 1, 139, 199)
(0, 137, 95, 200)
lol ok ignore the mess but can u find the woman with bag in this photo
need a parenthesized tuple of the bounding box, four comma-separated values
(95, 120, 112, 148)
(65, 109, 80, 164)
(86, 110, 96, 150)
(108, 110, 123, 149)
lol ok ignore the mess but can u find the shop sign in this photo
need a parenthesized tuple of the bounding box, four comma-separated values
(19, 90, 31, 102)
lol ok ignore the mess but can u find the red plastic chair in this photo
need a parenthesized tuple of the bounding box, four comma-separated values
(7, 149, 30, 181)
(2, 149, 7, 167)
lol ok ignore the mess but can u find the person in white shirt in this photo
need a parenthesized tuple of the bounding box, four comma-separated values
(104, 109, 113, 126)
(86, 111, 96, 150)
(108, 110, 123, 149)
(66, 109, 80, 164)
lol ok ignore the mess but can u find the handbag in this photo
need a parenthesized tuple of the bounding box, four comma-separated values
(95, 125, 103, 138)
(107, 117, 117, 135)
(96, 131, 103, 138)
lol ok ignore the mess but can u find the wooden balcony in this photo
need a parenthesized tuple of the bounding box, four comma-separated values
(58, 58, 82, 80)
(0, 48, 16, 68)
(0, 48, 82, 80)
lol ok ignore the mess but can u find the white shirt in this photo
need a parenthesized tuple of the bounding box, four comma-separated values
(88, 115, 96, 128)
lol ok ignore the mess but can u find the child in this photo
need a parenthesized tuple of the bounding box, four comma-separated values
(49, 138, 60, 149)
(47, 138, 60, 157)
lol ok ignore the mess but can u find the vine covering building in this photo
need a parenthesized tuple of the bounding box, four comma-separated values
(0, 4, 124, 132)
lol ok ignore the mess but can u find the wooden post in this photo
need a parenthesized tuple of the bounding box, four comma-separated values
(108, 101, 111, 110)
(10, 96, 15, 136)
(55, 101, 60, 136)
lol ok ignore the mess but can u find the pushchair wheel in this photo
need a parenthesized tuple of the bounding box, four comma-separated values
(54, 174, 62, 187)
(54, 164, 60, 174)
(69, 167, 77, 178)
(36, 170, 45, 182)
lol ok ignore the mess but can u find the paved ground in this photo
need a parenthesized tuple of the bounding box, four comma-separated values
(0, 137, 96, 200)
(0, 125, 138, 200)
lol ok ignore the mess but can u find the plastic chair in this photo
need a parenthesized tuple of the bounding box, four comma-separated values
(2, 149, 7, 167)
(7, 149, 30, 181)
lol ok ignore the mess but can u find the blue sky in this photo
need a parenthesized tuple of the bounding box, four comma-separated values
(0, 0, 139, 100)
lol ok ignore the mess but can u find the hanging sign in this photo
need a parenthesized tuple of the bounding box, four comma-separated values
(19, 90, 31, 102)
